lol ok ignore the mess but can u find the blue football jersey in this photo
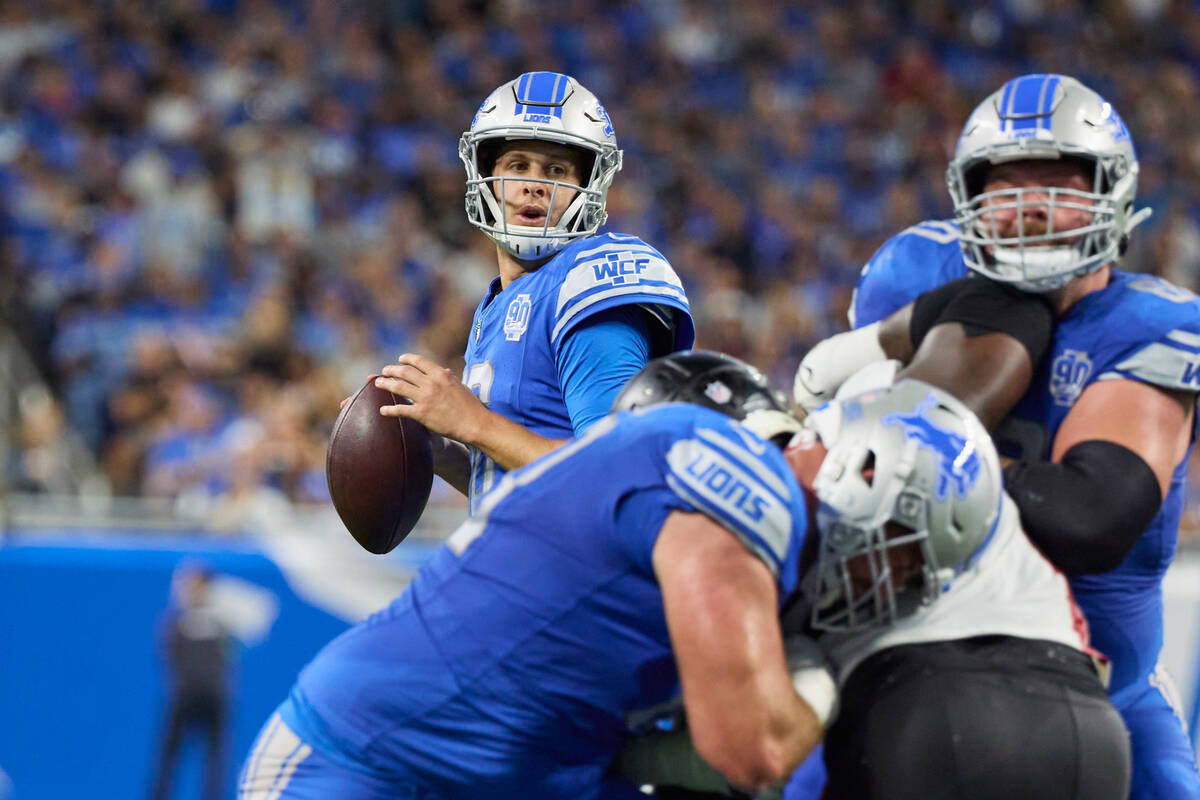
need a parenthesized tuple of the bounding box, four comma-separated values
(285, 404, 808, 800)
(851, 220, 1200, 693)
(463, 231, 694, 513)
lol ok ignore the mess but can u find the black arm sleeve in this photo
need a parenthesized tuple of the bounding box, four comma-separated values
(1002, 440, 1162, 575)
(910, 277, 1056, 366)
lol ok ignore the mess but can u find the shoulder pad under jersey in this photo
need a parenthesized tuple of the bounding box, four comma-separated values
(659, 409, 801, 587)
(549, 232, 692, 347)
(1093, 273, 1200, 393)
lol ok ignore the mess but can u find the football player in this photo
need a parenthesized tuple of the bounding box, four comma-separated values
(372, 72, 694, 514)
(799, 380, 1129, 799)
(240, 353, 820, 800)
(797, 74, 1200, 797)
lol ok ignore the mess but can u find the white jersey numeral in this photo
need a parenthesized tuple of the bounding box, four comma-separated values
(1129, 276, 1196, 304)
(465, 361, 497, 499)
(902, 221, 959, 244)
(466, 361, 495, 404)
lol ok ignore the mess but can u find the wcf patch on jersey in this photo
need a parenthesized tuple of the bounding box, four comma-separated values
(504, 293, 532, 342)
(592, 252, 651, 286)
(1050, 349, 1092, 407)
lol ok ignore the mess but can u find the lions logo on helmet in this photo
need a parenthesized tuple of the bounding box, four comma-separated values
(946, 73, 1153, 292)
(807, 380, 1003, 632)
(880, 395, 983, 501)
(459, 72, 623, 261)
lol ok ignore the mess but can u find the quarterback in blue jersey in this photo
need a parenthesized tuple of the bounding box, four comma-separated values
(240, 353, 823, 800)
(372, 72, 694, 513)
(809, 74, 1200, 798)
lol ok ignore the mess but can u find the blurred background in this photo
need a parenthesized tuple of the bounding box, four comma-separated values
(1, 0, 1199, 797)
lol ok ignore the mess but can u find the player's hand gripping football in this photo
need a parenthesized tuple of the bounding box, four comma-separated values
(375, 353, 488, 446)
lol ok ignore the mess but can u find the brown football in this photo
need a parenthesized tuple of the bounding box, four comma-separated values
(326, 379, 434, 554)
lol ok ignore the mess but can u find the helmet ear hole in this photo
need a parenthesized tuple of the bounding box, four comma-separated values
(963, 163, 989, 199)
(476, 140, 502, 177)
(577, 151, 596, 183)
(860, 451, 876, 486)
(1065, 154, 1099, 189)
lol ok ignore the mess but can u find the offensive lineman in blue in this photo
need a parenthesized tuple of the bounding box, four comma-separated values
(239, 353, 823, 799)
(371, 72, 694, 514)
(825, 74, 1200, 798)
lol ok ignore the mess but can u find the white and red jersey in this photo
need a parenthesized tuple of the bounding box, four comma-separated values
(821, 494, 1093, 687)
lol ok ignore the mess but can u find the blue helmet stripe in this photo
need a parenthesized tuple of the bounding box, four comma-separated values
(514, 71, 571, 119)
(525, 71, 553, 102)
(999, 79, 1017, 133)
(550, 72, 566, 117)
(1009, 74, 1048, 134)
(514, 72, 531, 115)
(1038, 75, 1061, 130)
(518, 71, 570, 103)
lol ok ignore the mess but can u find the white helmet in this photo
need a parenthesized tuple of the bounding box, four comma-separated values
(459, 71, 622, 261)
(947, 73, 1152, 292)
(805, 379, 1003, 632)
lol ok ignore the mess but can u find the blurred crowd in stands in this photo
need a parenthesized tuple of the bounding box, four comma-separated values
(3, 0, 1200, 534)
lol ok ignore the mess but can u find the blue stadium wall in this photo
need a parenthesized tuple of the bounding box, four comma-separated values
(0, 531, 356, 800)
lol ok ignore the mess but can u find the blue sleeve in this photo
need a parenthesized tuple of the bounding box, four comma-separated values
(611, 435, 802, 595)
(850, 223, 967, 329)
(1096, 276, 1200, 391)
(614, 486, 680, 577)
(660, 419, 805, 595)
(556, 305, 653, 435)
(851, 238, 919, 329)
(550, 233, 694, 349)
(606, 410, 807, 598)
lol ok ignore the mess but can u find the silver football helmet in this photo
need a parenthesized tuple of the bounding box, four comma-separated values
(460, 71, 622, 261)
(947, 74, 1152, 292)
(804, 379, 1003, 632)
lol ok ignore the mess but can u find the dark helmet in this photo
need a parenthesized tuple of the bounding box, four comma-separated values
(613, 350, 789, 420)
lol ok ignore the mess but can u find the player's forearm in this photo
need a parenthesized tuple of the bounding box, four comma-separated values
(898, 326, 1033, 431)
(688, 678, 821, 792)
(431, 435, 471, 496)
(460, 408, 566, 472)
(657, 515, 823, 791)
